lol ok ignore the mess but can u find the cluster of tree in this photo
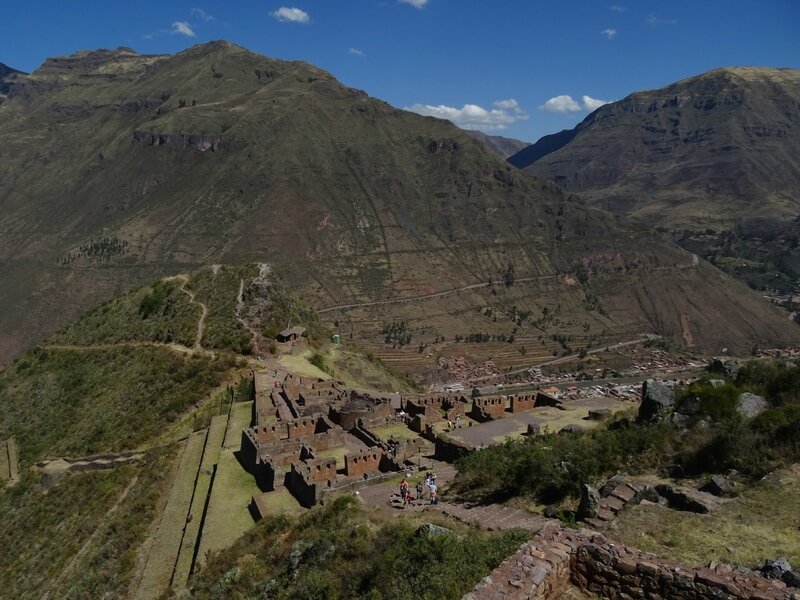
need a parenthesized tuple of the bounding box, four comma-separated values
(60, 237, 128, 265)
(381, 321, 412, 347)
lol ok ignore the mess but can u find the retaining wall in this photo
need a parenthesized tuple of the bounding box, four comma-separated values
(463, 527, 796, 600)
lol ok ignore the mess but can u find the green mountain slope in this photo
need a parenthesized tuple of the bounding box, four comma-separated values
(0, 45, 796, 367)
(509, 67, 800, 290)
(0, 263, 317, 598)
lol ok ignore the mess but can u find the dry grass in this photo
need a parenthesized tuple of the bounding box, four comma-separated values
(134, 431, 206, 599)
(252, 488, 303, 516)
(316, 446, 351, 470)
(604, 468, 800, 569)
(371, 423, 421, 442)
(278, 353, 331, 379)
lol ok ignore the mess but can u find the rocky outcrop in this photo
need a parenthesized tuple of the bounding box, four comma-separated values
(576, 485, 601, 521)
(762, 558, 800, 589)
(132, 130, 234, 151)
(655, 483, 723, 514)
(700, 474, 736, 497)
(581, 476, 661, 528)
(638, 379, 676, 423)
(737, 392, 769, 418)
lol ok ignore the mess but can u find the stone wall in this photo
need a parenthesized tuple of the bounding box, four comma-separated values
(510, 395, 536, 413)
(463, 527, 796, 600)
(287, 415, 327, 440)
(345, 449, 383, 477)
(464, 532, 571, 600)
(471, 397, 506, 421)
(306, 458, 337, 483)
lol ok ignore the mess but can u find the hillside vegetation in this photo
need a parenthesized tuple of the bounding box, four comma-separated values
(0, 448, 176, 600)
(184, 495, 529, 600)
(0, 43, 795, 371)
(454, 360, 800, 504)
(0, 346, 231, 462)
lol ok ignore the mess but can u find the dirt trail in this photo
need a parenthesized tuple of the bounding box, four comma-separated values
(316, 254, 700, 315)
(44, 341, 214, 357)
(316, 275, 557, 314)
(171, 274, 208, 350)
(42, 474, 140, 600)
(680, 313, 695, 347)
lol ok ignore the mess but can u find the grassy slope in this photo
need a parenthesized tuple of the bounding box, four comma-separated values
(605, 468, 800, 568)
(185, 495, 529, 600)
(0, 346, 231, 462)
(0, 447, 177, 600)
(187, 264, 257, 353)
(51, 276, 199, 348)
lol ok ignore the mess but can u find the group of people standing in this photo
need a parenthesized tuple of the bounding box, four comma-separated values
(399, 471, 439, 507)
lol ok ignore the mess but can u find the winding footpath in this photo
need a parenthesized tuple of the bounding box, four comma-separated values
(172, 274, 208, 350)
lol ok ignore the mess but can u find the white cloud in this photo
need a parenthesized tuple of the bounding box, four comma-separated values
(190, 8, 214, 22)
(647, 14, 677, 26)
(405, 98, 529, 132)
(601, 28, 617, 39)
(610, 5, 625, 12)
(272, 7, 310, 23)
(539, 95, 582, 113)
(348, 47, 365, 57)
(582, 95, 609, 111)
(400, 0, 429, 8)
(171, 21, 196, 37)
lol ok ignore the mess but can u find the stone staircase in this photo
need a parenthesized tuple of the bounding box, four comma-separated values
(430, 502, 555, 533)
(583, 477, 640, 529)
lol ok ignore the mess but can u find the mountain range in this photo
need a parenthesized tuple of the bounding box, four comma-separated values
(509, 67, 800, 291)
(0, 43, 796, 372)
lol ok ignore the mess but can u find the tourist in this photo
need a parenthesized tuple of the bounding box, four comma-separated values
(455, 415, 461, 429)
(430, 490, 438, 505)
(416, 481, 424, 500)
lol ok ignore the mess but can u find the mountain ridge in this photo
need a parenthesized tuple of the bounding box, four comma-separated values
(508, 65, 800, 291)
(0, 42, 795, 369)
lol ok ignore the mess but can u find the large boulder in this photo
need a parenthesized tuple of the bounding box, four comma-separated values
(638, 379, 675, 423)
(761, 557, 800, 588)
(708, 358, 740, 380)
(416, 523, 455, 539)
(655, 484, 721, 513)
(577, 484, 601, 520)
(700, 474, 736, 497)
(737, 392, 768, 418)
(588, 408, 613, 421)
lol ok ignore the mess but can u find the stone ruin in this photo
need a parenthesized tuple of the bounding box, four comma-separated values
(242, 373, 411, 511)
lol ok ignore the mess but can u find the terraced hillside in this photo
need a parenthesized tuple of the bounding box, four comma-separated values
(0, 43, 796, 369)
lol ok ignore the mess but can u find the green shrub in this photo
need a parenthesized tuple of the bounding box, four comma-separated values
(188, 495, 528, 600)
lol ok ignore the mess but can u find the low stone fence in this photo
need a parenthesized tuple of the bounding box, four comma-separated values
(464, 527, 797, 600)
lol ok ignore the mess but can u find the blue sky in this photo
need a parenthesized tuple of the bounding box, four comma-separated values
(3, 1, 799, 141)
